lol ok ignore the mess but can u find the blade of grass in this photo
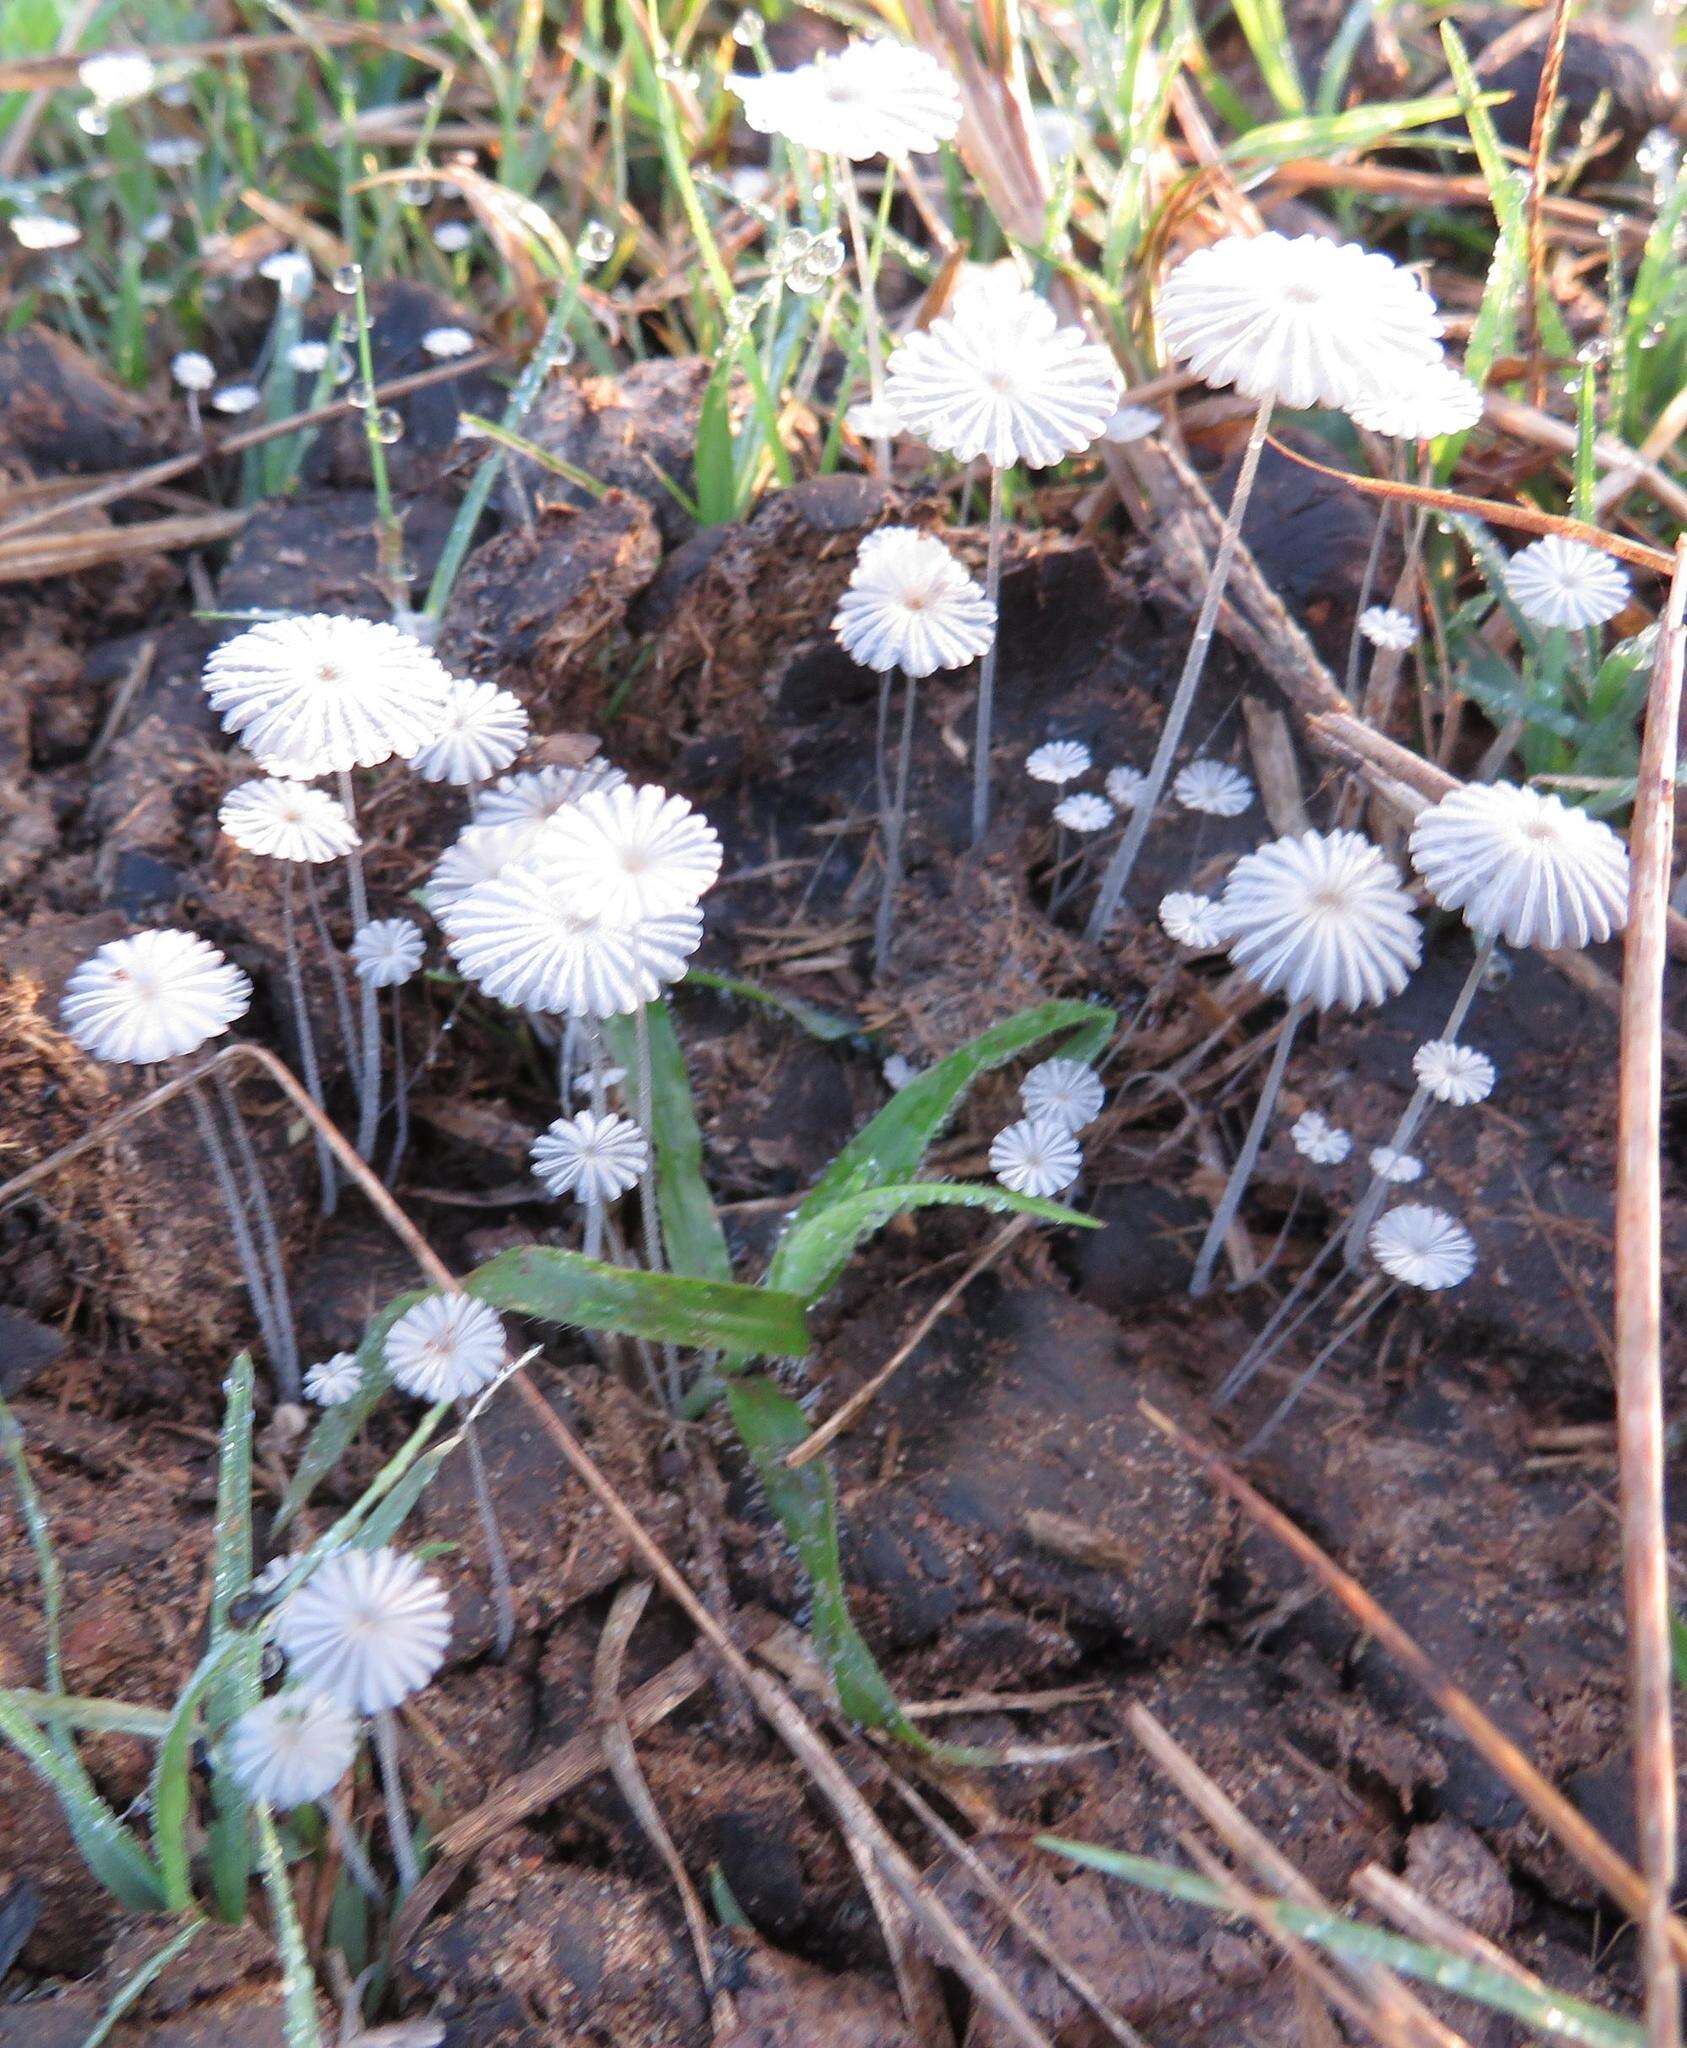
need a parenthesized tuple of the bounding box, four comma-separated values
(1039, 1838, 1640, 2048)
(205, 1355, 260, 1923)
(0, 1394, 65, 1703)
(75, 1915, 205, 2048)
(0, 1691, 165, 1910)
(603, 1001, 732, 1285)
(271, 1293, 414, 1536)
(768, 1181, 1097, 1306)
(466, 1244, 811, 1356)
(798, 1000, 1115, 1217)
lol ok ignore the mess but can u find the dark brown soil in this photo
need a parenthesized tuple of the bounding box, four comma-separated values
(1, 318, 1681, 2048)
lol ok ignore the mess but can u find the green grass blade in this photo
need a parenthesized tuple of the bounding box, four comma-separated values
(352, 1444, 450, 1550)
(1229, 0, 1305, 114)
(206, 1356, 259, 1921)
(685, 969, 858, 1043)
(603, 1002, 732, 1284)
(724, 1375, 912, 1733)
(467, 1246, 810, 1356)
(423, 281, 583, 622)
(769, 1182, 1097, 1306)
(254, 1803, 324, 2048)
(798, 1000, 1115, 1217)
(1039, 1837, 1639, 2048)
(152, 1638, 243, 1913)
(1226, 93, 1483, 166)
(0, 1690, 165, 1911)
(272, 1295, 414, 1536)
(4, 1691, 172, 1740)
(0, 1394, 65, 1699)
(76, 1915, 204, 2048)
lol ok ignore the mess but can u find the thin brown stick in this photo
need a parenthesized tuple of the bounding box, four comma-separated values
(870, 1757, 1147, 2048)
(1521, 0, 1575, 406)
(0, 509, 248, 584)
(592, 1581, 729, 2031)
(1614, 538, 1687, 2048)
(1130, 1706, 1465, 2048)
(1261, 437, 1675, 578)
(1139, 1400, 1687, 1965)
(0, 353, 505, 545)
(785, 1214, 1031, 1469)
(0, 18, 446, 88)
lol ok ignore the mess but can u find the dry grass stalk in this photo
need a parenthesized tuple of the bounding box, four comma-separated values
(1520, 0, 1576, 403)
(0, 16, 446, 90)
(1140, 1400, 1687, 1964)
(785, 1213, 1032, 1468)
(1613, 539, 1687, 2048)
(592, 1580, 731, 2032)
(0, 508, 248, 584)
(0, 352, 505, 545)
(1129, 1705, 1467, 2048)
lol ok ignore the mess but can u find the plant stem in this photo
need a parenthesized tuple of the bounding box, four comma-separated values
(213, 1070, 300, 1400)
(347, 264, 406, 608)
(373, 1709, 418, 1898)
(463, 1413, 515, 1657)
(1342, 932, 1497, 1266)
(384, 987, 410, 1187)
(326, 1800, 382, 1903)
(1243, 1278, 1392, 1453)
(1087, 392, 1276, 935)
(875, 668, 917, 977)
(1190, 996, 1308, 1298)
(1614, 539, 1687, 2048)
(336, 773, 382, 1161)
(836, 156, 889, 474)
(971, 463, 1007, 846)
(301, 865, 359, 1089)
(281, 867, 338, 1216)
(184, 1080, 286, 1390)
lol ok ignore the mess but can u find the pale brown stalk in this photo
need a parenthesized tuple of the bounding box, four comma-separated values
(785, 1214, 1031, 1469)
(1614, 538, 1687, 2048)
(1520, 0, 1576, 407)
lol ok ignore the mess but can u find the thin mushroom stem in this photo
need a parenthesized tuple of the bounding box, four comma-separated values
(373, 1708, 419, 1897)
(462, 1410, 515, 1657)
(1342, 931, 1498, 1267)
(875, 666, 917, 977)
(281, 864, 338, 1216)
(301, 864, 359, 1087)
(1219, 1257, 1354, 1408)
(213, 1068, 300, 1399)
(1340, 439, 1408, 706)
(336, 772, 382, 1160)
(384, 986, 410, 1186)
(1087, 391, 1277, 936)
(1190, 997, 1309, 1298)
(326, 1799, 383, 1903)
(971, 462, 1007, 847)
(836, 156, 890, 475)
(183, 1077, 287, 1386)
(1243, 1278, 1393, 1454)
(583, 1028, 608, 1261)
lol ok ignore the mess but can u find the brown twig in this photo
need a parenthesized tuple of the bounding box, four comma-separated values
(0, 352, 505, 545)
(1140, 1400, 1687, 1964)
(1613, 538, 1687, 2048)
(592, 1581, 729, 2032)
(1261, 436, 1675, 577)
(785, 1214, 1031, 1469)
(1130, 1706, 1464, 2048)
(1521, 0, 1575, 407)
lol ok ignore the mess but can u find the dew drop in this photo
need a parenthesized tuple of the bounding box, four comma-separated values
(332, 261, 363, 295)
